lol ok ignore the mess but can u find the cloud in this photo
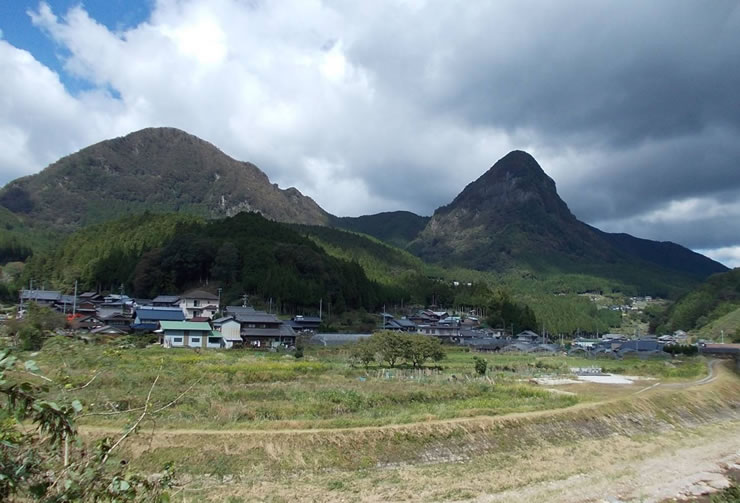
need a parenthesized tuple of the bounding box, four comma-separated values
(0, 0, 738, 261)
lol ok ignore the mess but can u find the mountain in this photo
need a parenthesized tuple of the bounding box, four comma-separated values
(0, 127, 330, 230)
(407, 150, 727, 292)
(330, 211, 430, 248)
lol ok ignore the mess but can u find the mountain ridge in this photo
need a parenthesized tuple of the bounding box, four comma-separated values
(0, 128, 727, 293)
(0, 127, 330, 230)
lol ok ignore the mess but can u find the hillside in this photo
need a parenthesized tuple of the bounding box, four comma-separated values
(655, 268, 740, 334)
(407, 151, 727, 296)
(291, 224, 427, 284)
(21, 212, 390, 314)
(0, 127, 330, 230)
(695, 306, 740, 342)
(330, 211, 429, 248)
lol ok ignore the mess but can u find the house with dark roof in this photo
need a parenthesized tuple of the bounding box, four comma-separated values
(231, 310, 296, 347)
(179, 290, 219, 320)
(91, 325, 128, 336)
(20, 290, 62, 307)
(152, 295, 180, 307)
(79, 292, 103, 302)
(101, 313, 133, 333)
(132, 307, 186, 332)
(291, 315, 322, 331)
(70, 314, 105, 331)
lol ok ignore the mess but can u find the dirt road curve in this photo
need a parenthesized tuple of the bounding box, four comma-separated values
(470, 424, 740, 503)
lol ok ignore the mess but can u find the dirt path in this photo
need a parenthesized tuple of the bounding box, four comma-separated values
(467, 422, 740, 503)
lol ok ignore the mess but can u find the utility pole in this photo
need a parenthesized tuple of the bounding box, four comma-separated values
(319, 298, 322, 321)
(72, 280, 78, 317)
(721, 329, 725, 344)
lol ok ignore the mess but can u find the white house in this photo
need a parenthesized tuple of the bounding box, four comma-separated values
(178, 290, 219, 320)
(160, 321, 222, 349)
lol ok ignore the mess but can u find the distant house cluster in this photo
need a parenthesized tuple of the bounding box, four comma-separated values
(18, 288, 315, 350)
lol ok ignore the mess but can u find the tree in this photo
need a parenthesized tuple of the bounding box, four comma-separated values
(0, 350, 175, 501)
(372, 331, 409, 368)
(349, 338, 377, 368)
(405, 335, 445, 368)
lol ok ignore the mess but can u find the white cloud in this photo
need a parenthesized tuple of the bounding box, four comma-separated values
(0, 0, 738, 256)
(696, 247, 740, 269)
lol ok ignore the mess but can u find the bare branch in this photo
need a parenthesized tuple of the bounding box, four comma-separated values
(101, 371, 160, 464)
(25, 370, 54, 383)
(151, 377, 202, 414)
(67, 372, 100, 392)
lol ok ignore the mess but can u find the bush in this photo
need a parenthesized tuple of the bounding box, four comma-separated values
(17, 325, 43, 351)
(474, 356, 488, 376)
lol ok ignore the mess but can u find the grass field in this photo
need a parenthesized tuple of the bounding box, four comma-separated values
(4, 335, 737, 502)
(12, 336, 707, 432)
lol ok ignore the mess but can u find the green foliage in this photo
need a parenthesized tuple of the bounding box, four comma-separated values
(6, 303, 66, 351)
(663, 344, 698, 356)
(485, 290, 538, 332)
(349, 338, 377, 368)
(22, 212, 393, 314)
(0, 350, 173, 501)
(330, 211, 429, 249)
(473, 357, 488, 376)
(352, 331, 445, 369)
(656, 268, 740, 333)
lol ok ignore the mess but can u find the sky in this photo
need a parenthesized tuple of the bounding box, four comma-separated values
(1, 1, 739, 267)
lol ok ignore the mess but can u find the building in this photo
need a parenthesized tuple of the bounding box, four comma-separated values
(291, 315, 322, 331)
(160, 321, 222, 349)
(231, 310, 296, 347)
(416, 323, 461, 340)
(213, 318, 243, 348)
(132, 307, 186, 332)
(20, 290, 62, 307)
(101, 313, 133, 333)
(179, 290, 219, 320)
(152, 295, 180, 307)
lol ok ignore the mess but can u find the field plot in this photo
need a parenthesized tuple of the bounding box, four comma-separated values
(8, 337, 737, 502)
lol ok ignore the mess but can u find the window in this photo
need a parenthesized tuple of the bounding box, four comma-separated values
(191, 337, 201, 344)
(193, 300, 200, 307)
(208, 337, 220, 344)
(173, 337, 182, 343)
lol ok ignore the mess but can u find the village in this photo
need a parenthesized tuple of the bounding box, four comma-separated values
(13, 287, 698, 359)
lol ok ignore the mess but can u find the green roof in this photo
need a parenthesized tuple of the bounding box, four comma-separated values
(160, 321, 212, 331)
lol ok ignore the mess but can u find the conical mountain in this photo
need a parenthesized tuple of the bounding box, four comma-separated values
(409, 151, 726, 279)
(0, 127, 330, 230)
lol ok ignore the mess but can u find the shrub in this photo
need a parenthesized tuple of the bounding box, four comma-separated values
(474, 356, 488, 376)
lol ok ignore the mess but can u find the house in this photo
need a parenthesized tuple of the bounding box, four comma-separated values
(78, 292, 104, 303)
(97, 299, 133, 318)
(70, 314, 105, 331)
(515, 330, 541, 343)
(416, 323, 461, 340)
(101, 313, 133, 333)
(382, 315, 417, 332)
(74, 301, 98, 316)
(291, 315, 322, 331)
(214, 319, 243, 348)
(232, 310, 296, 347)
(132, 307, 185, 332)
(20, 289, 61, 307)
(90, 325, 128, 336)
(152, 295, 180, 307)
(179, 290, 219, 320)
(160, 321, 222, 349)
(224, 305, 256, 318)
